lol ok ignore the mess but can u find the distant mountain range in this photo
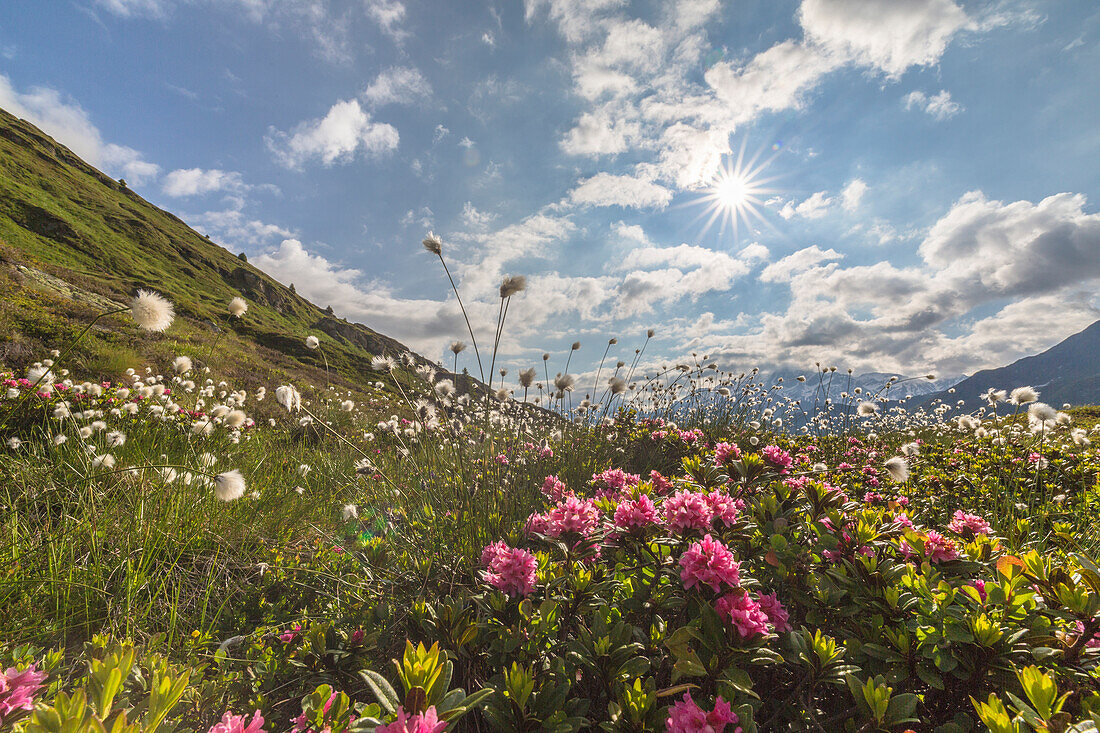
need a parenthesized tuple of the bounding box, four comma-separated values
(916, 320, 1100, 409)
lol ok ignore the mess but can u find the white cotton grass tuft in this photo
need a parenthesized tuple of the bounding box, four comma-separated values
(900, 442, 920, 457)
(608, 376, 627, 395)
(275, 385, 301, 412)
(172, 355, 193, 374)
(341, 399, 355, 412)
(228, 297, 248, 318)
(1028, 402, 1058, 423)
(92, 454, 116, 469)
(422, 231, 442, 256)
(224, 409, 247, 429)
(305, 335, 320, 350)
(341, 503, 359, 521)
(450, 341, 466, 355)
(213, 470, 247, 501)
(130, 290, 175, 332)
(1010, 386, 1039, 405)
(518, 368, 536, 388)
(499, 275, 527, 298)
(883, 456, 909, 483)
(434, 379, 455, 397)
(857, 401, 879, 417)
(554, 373, 576, 392)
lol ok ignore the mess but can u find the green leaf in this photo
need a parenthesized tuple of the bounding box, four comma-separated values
(360, 669, 400, 714)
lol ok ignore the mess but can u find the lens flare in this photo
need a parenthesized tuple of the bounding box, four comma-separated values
(689, 138, 781, 240)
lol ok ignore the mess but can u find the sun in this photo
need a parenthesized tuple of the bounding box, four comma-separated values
(689, 139, 781, 240)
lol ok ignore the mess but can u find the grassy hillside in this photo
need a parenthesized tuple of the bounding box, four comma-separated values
(0, 105, 449, 405)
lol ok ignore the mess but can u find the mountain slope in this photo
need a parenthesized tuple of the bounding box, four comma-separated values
(0, 105, 446, 399)
(918, 320, 1100, 409)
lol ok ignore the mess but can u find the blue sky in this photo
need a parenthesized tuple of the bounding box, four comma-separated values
(2, 0, 1099, 384)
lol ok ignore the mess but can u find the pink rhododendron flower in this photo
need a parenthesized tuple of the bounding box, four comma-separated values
(524, 511, 550, 536)
(713, 441, 741, 466)
(613, 494, 658, 530)
(376, 706, 448, 733)
(545, 496, 601, 537)
(680, 534, 741, 593)
(541, 475, 567, 501)
(649, 470, 673, 494)
(1074, 621, 1100, 649)
(706, 492, 739, 527)
(278, 623, 303, 643)
(208, 710, 266, 733)
(971, 579, 987, 603)
(901, 531, 960, 563)
(761, 445, 792, 471)
(947, 510, 991, 537)
(715, 591, 770, 638)
(0, 665, 46, 725)
(482, 543, 537, 598)
(591, 468, 640, 498)
(757, 592, 792, 633)
(666, 692, 741, 733)
(663, 490, 712, 532)
(481, 540, 510, 567)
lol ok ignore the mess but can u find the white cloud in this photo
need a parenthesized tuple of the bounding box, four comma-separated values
(569, 172, 673, 209)
(362, 67, 431, 107)
(799, 0, 969, 78)
(161, 168, 245, 197)
(186, 204, 295, 250)
(778, 191, 834, 220)
(737, 243, 770, 264)
(0, 73, 159, 184)
(460, 201, 497, 230)
(266, 99, 399, 169)
(559, 105, 643, 156)
(252, 238, 463, 356)
(841, 179, 868, 210)
(904, 89, 962, 120)
(760, 245, 844, 282)
(364, 0, 408, 43)
(94, 0, 169, 18)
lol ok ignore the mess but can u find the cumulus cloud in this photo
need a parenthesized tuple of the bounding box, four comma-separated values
(779, 191, 834, 220)
(569, 172, 674, 209)
(904, 89, 962, 120)
(841, 179, 868, 210)
(760, 246, 844, 282)
(799, 0, 968, 77)
(253, 238, 463, 355)
(266, 99, 399, 169)
(738, 243, 770, 264)
(364, 0, 409, 43)
(161, 168, 245, 197)
(186, 204, 295, 250)
(0, 73, 159, 184)
(362, 66, 431, 107)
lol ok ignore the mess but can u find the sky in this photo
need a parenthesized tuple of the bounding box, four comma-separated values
(2, 0, 1099, 386)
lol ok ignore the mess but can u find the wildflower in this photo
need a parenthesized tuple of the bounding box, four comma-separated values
(207, 710, 266, 733)
(857, 401, 879, 417)
(553, 373, 576, 392)
(680, 535, 741, 593)
(608, 376, 627, 395)
(947, 510, 991, 537)
(377, 705, 448, 733)
(371, 355, 396, 371)
(706, 492, 740, 527)
(305, 335, 320, 350)
(715, 591, 770, 638)
(130, 289, 175, 331)
(481, 543, 537, 598)
(422, 231, 443, 256)
(92, 454, 116, 469)
(1028, 402, 1057, 423)
(275, 385, 301, 412)
(341, 399, 354, 411)
(663, 490, 712, 532)
(545, 496, 601, 537)
(1010, 386, 1039, 404)
(900, 442, 920, 457)
(173, 355, 193, 374)
(213, 470, 247, 501)
(761, 445, 792, 470)
(228, 297, 248, 318)
(666, 692, 741, 733)
(883, 456, 909, 483)
(713, 442, 740, 466)
(225, 410, 247, 429)
(499, 275, 527, 298)
(0, 664, 47, 725)
(756, 592, 792, 633)
(449, 341, 466, 354)
(541, 475, 567, 501)
(613, 494, 658, 530)
(105, 431, 126, 447)
(342, 504, 359, 521)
